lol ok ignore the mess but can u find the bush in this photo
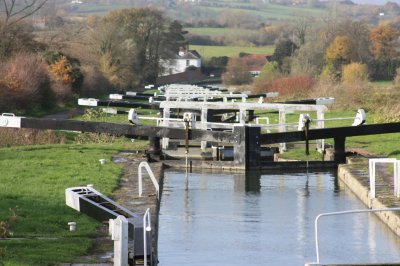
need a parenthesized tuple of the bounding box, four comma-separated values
(309, 79, 371, 110)
(0, 128, 65, 147)
(0, 53, 52, 112)
(254, 74, 315, 98)
(80, 65, 113, 97)
(342, 62, 368, 84)
(270, 75, 315, 98)
(222, 57, 252, 85)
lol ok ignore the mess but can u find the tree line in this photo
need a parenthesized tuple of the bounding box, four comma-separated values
(0, 4, 186, 113)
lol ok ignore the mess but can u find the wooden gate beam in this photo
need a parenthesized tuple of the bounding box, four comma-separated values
(17, 118, 234, 143)
(260, 122, 400, 144)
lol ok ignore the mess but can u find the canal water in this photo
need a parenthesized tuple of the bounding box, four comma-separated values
(158, 170, 400, 265)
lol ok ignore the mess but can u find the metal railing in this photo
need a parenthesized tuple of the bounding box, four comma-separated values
(138, 162, 159, 199)
(314, 207, 400, 264)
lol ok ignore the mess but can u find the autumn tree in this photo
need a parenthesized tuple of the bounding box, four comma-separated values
(0, 53, 51, 112)
(222, 57, 252, 86)
(370, 22, 399, 61)
(324, 35, 352, 79)
(325, 35, 351, 65)
(369, 22, 400, 80)
(321, 19, 371, 64)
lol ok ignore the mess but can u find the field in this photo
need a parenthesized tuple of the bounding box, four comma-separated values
(0, 143, 128, 265)
(187, 27, 258, 37)
(66, 2, 328, 21)
(190, 45, 275, 60)
(203, 4, 327, 21)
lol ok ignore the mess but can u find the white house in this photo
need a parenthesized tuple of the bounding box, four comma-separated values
(161, 47, 202, 76)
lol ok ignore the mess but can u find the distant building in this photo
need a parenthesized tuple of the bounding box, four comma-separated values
(160, 46, 202, 76)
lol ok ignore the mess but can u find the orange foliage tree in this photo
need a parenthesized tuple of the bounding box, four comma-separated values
(369, 22, 399, 61)
(325, 35, 351, 65)
(48, 56, 74, 85)
(0, 53, 51, 112)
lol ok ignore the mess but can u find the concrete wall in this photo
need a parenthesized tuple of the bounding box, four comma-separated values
(338, 162, 400, 237)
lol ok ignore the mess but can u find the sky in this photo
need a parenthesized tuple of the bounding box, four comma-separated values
(353, 0, 400, 4)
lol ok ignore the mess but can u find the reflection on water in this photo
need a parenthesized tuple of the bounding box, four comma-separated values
(158, 170, 400, 266)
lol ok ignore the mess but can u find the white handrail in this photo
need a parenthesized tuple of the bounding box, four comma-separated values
(138, 162, 159, 199)
(313, 207, 400, 264)
(143, 208, 152, 266)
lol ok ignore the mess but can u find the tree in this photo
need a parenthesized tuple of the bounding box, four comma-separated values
(291, 41, 325, 77)
(321, 19, 371, 64)
(0, 53, 52, 112)
(370, 22, 399, 61)
(95, 8, 182, 89)
(0, 0, 47, 29)
(222, 57, 252, 86)
(325, 35, 351, 66)
(272, 39, 298, 71)
(290, 17, 312, 46)
(0, 0, 47, 59)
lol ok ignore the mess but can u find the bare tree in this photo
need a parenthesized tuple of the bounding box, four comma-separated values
(0, 0, 47, 59)
(0, 0, 47, 29)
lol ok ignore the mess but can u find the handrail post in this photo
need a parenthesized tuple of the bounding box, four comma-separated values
(138, 162, 159, 199)
(143, 208, 152, 266)
(109, 215, 129, 266)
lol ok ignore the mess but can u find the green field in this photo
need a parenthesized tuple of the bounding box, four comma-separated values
(66, 2, 328, 21)
(187, 27, 258, 37)
(191, 45, 274, 60)
(201, 3, 327, 21)
(0, 143, 129, 265)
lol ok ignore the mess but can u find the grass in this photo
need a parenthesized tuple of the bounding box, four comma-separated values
(0, 141, 147, 265)
(202, 3, 327, 21)
(371, 80, 393, 88)
(191, 45, 274, 60)
(187, 27, 258, 37)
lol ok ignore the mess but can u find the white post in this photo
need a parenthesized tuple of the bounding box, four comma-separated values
(316, 109, 325, 152)
(279, 109, 287, 152)
(110, 215, 129, 266)
(201, 108, 208, 150)
(143, 208, 152, 266)
(239, 109, 246, 125)
(162, 108, 170, 149)
(369, 159, 375, 199)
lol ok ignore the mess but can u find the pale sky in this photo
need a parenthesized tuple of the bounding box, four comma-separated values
(353, 0, 400, 4)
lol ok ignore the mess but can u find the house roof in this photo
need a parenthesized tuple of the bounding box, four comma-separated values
(175, 50, 202, 60)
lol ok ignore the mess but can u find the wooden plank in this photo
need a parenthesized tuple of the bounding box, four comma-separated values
(19, 118, 234, 143)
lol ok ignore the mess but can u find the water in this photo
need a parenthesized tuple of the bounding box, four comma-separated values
(158, 170, 400, 265)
